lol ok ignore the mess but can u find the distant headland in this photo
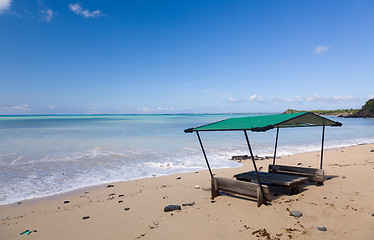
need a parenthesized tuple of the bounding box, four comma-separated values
(284, 98, 374, 118)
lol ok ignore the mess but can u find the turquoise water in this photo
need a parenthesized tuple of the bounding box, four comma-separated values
(0, 114, 373, 204)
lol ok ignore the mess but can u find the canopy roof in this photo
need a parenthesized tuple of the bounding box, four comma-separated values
(184, 112, 342, 133)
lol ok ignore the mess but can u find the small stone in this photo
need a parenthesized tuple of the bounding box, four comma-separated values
(82, 216, 90, 220)
(342, 176, 346, 178)
(258, 167, 263, 170)
(64, 201, 70, 204)
(182, 202, 195, 207)
(124, 208, 130, 211)
(317, 226, 327, 231)
(194, 185, 200, 189)
(164, 205, 181, 212)
(118, 200, 123, 203)
(119, 194, 124, 197)
(107, 184, 114, 188)
(211, 200, 216, 203)
(290, 210, 303, 218)
(371, 213, 374, 217)
(109, 193, 115, 196)
(297, 162, 302, 165)
(195, 171, 198, 173)
(370, 149, 374, 152)
(176, 177, 181, 180)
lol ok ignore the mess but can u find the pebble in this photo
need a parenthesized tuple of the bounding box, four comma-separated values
(64, 201, 70, 204)
(119, 194, 124, 197)
(107, 184, 114, 188)
(176, 177, 181, 180)
(124, 208, 130, 211)
(182, 202, 195, 207)
(290, 210, 303, 218)
(194, 185, 200, 189)
(372, 213, 374, 217)
(297, 162, 302, 165)
(118, 200, 123, 203)
(317, 226, 327, 231)
(370, 149, 374, 152)
(211, 200, 216, 203)
(164, 205, 181, 212)
(82, 216, 90, 220)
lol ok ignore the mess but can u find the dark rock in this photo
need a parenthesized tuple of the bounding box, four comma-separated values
(211, 200, 216, 203)
(297, 162, 302, 165)
(107, 184, 114, 188)
(124, 208, 130, 211)
(290, 210, 302, 218)
(164, 205, 181, 212)
(118, 200, 123, 203)
(82, 216, 90, 220)
(371, 150, 374, 152)
(119, 194, 124, 197)
(109, 193, 115, 196)
(317, 226, 327, 231)
(182, 202, 195, 207)
(176, 177, 181, 180)
(64, 201, 70, 204)
(258, 166, 263, 170)
(372, 213, 374, 217)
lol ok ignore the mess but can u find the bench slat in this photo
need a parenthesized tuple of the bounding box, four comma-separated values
(268, 164, 324, 183)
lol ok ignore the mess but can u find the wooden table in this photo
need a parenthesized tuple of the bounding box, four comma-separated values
(234, 171, 308, 195)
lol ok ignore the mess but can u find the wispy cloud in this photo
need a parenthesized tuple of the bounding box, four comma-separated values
(248, 94, 265, 102)
(314, 45, 330, 54)
(47, 105, 56, 109)
(40, 9, 54, 22)
(69, 3, 102, 18)
(0, 0, 12, 13)
(11, 104, 31, 111)
(137, 107, 175, 113)
(227, 97, 237, 103)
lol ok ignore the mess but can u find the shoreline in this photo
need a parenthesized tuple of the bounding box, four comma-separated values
(2, 141, 373, 206)
(1, 143, 374, 239)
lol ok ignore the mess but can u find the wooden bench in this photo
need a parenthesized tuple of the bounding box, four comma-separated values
(268, 164, 324, 185)
(211, 177, 271, 207)
(234, 171, 308, 195)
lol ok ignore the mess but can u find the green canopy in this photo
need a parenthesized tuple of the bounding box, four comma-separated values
(185, 112, 342, 133)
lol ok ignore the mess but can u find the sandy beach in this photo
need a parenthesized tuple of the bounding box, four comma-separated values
(1, 143, 373, 240)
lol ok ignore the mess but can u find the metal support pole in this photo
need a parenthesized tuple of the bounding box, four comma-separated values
(244, 130, 267, 205)
(196, 131, 214, 179)
(273, 126, 279, 166)
(320, 125, 325, 169)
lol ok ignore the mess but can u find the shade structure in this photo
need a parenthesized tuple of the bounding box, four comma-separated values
(184, 112, 342, 206)
(184, 112, 342, 133)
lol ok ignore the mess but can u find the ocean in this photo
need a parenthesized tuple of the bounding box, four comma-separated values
(0, 114, 373, 205)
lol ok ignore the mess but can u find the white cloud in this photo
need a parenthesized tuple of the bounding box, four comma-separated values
(248, 94, 265, 102)
(314, 45, 330, 54)
(47, 105, 56, 109)
(0, 0, 11, 13)
(40, 9, 54, 22)
(69, 3, 102, 18)
(11, 104, 31, 111)
(228, 97, 237, 103)
(306, 94, 322, 102)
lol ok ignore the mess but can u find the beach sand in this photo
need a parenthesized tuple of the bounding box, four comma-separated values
(1, 144, 374, 240)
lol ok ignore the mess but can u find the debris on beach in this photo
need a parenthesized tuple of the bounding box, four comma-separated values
(20, 230, 37, 236)
(124, 207, 130, 211)
(317, 226, 327, 231)
(107, 184, 114, 188)
(176, 177, 181, 180)
(82, 216, 90, 220)
(63, 200, 70, 204)
(194, 185, 200, 189)
(164, 205, 181, 212)
(118, 200, 123, 203)
(182, 202, 195, 206)
(119, 194, 124, 197)
(290, 211, 303, 218)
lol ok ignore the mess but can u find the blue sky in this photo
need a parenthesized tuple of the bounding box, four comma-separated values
(1, 0, 373, 114)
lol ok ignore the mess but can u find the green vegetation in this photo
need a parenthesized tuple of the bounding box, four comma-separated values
(362, 98, 374, 113)
(285, 98, 374, 118)
(284, 108, 360, 116)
